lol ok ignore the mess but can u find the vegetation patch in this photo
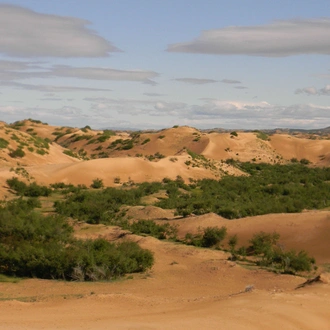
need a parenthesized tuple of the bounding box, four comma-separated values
(0, 137, 9, 149)
(0, 199, 153, 281)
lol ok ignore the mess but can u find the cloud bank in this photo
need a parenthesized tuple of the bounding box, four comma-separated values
(174, 78, 217, 85)
(167, 18, 330, 57)
(0, 5, 118, 57)
(295, 85, 330, 96)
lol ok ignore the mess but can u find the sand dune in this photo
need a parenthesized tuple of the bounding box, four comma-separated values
(1, 121, 330, 329)
(24, 156, 221, 187)
(0, 231, 329, 329)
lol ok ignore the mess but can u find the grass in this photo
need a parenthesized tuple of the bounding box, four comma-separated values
(0, 274, 21, 283)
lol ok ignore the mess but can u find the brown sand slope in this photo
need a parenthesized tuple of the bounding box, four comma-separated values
(24, 156, 221, 186)
(202, 132, 282, 163)
(0, 232, 329, 329)
(169, 211, 330, 265)
(269, 134, 330, 165)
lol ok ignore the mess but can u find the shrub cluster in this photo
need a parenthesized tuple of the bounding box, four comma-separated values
(0, 199, 153, 280)
(246, 231, 315, 273)
(7, 177, 51, 197)
(156, 162, 330, 218)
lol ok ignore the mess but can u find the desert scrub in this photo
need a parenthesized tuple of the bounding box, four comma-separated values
(141, 138, 151, 145)
(63, 149, 80, 159)
(0, 199, 153, 281)
(0, 137, 9, 148)
(254, 130, 270, 141)
(9, 148, 25, 158)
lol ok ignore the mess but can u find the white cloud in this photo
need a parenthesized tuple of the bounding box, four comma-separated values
(85, 97, 186, 117)
(295, 85, 330, 95)
(174, 78, 217, 84)
(167, 18, 330, 57)
(0, 5, 118, 57)
(182, 100, 330, 128)
(0, 61, 158, 84)
(0, 81, 111, 92)
(319, 85, 330, 95)
(51, 65, 158, 83)
(143, 92, 165, 97)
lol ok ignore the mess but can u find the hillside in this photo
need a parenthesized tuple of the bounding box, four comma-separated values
(1, 119, 330, 329)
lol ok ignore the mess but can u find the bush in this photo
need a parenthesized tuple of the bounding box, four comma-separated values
(246, 231, 315, 273)
(0, 199, 154, 281)
(9, 148, 25, 158)
(202, 226, 227, 247)
(129, 219, 177, 240)
(300, 158, 310, 165)
(90, 178, 104, 189)
(0, 138, 9, 149)
(6, 177, 51, 197)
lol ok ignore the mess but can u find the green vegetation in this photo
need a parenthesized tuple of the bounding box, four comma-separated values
(71, 134, 93, 142)
(184, 226, 227, 248)
(7, 177, 51, 197)
(230, 131, 238, 137)
(63, 149, 79, 159)
(254, 130, 270, 141)
(145, 152, 165, 161)
(246, 231, 315, 273)
(141, 138, 151, 145)
(0, 199, 153, 281)
(128, 219, 177, 240)
(9, 148, 25, 158)
(0, 137, 9, 149)
(96, 130, 116, 143)
(90, 178, 104, 189)
(156, 162, 330, 218)
(36, 149, 48, 155)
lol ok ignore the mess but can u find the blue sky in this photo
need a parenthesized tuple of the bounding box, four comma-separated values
(0, 0, 330, 130)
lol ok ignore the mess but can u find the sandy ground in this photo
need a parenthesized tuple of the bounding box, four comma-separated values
(1, 211, 330, 330)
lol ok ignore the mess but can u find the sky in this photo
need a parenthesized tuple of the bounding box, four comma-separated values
(0, 0, 330, 130)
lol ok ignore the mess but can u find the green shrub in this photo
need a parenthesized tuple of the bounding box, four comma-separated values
(202, 226, 227, 247)
(129, 219, 177, 240)
(254, 130, 270, 141)
(0, 199, 153, 281)
(0, 138, 9, 148)
(141, 138, 151, 145)
(9, 148, 25, 158)
(300, 158, 310, 165)
(6, 177, 51, 197)
(90, 178, 104, 189)
(36, 149, 47, 155)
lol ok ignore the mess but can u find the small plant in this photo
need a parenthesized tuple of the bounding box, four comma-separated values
(158, 135, 165, 139)
(202, 226, 227, 248)
(141, 138, 151, 145)
(9, 148, 25, 158)
(91, 178, 104, 189)
(300, 158, 310, 165)
(0, 137, 9, 149)
(114, 177, 121, 184)
(230, 131, 238, 137)
(254, 130, 270, 141)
